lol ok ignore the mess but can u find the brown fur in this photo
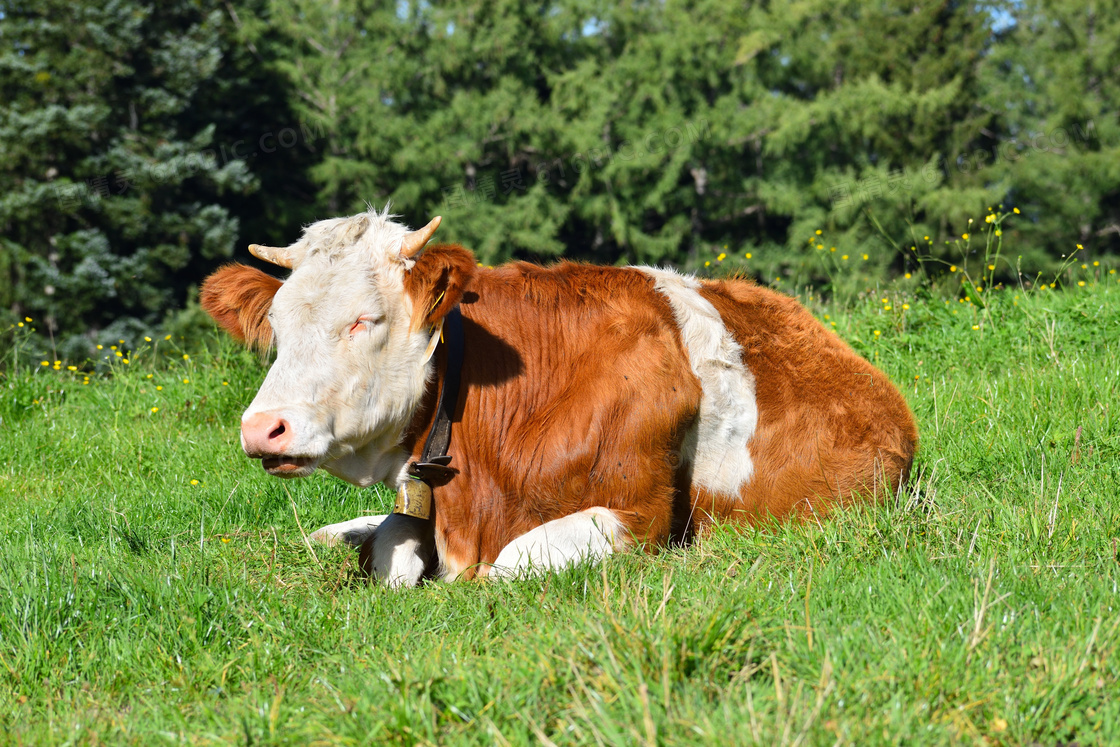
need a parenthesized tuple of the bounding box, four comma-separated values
(401, 244, 478, 332)
(694, 282, 917, 525)
(394, 249, 918, 578)
(201, 246, 918, 578)
(199, 264, 282, 352)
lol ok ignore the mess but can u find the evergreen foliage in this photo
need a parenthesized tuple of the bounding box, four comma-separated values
(982, 0, 1120, 262)
(0, 0, 313, 357)
(1, 0, 1116, 353)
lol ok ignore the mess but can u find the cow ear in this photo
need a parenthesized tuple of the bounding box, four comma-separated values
(200, 264, 283, 351)
(402, 244, 477, 334)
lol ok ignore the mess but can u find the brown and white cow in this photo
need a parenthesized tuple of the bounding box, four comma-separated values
(201, 208, 917, 586)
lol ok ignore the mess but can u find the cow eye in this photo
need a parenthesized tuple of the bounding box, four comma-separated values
(348, 315, 381, 336)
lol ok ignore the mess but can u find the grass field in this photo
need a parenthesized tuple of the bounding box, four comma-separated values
(2, 273, 1118, 745)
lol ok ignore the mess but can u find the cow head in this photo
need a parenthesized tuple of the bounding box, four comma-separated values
(200, 209, 476, 487)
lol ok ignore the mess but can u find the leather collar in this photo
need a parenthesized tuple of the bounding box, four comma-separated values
(413, 305, 463, 476)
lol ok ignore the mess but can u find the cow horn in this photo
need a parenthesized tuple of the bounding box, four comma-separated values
(399, 216, 442, 260)
(248, 244, 294, 269)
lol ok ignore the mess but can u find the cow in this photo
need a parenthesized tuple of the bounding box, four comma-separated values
(200, 208, 917, 587)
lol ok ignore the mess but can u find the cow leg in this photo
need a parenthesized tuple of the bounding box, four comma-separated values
(488, 507, 629, 579)
(359, 513, 435, 588)
(309, 514, 388, 547)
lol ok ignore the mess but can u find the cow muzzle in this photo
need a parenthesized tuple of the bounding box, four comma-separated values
(241, 411, 320, 477)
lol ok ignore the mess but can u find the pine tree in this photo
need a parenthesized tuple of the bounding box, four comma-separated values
(982, 0, 1120, 264)
(7, 0, 1107, 346)
(265, 0, 1027, 278)
(267, 0, 599, 262)
(0, 0, 309, 359)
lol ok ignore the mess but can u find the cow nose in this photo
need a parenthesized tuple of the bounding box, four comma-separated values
(241, 412, 294, 456)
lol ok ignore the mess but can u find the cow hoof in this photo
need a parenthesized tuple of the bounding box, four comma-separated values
(309, 514, 388, 547)
(358, 514, 433, 588)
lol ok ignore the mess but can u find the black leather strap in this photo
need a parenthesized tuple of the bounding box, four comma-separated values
(407, 305, 463, 481)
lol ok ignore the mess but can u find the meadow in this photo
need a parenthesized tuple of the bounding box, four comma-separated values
(1, 256, 1118, 745)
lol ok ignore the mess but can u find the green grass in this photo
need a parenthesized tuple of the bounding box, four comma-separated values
(2, 277, 1118, 745)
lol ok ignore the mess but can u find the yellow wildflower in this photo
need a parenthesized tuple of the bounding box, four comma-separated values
(717, 253, 726, 261)
(190, 479, 199, 486)
(862, 254, 869, 260)
(962, 233, 969, 240)
(1013, 207, 1020, 214)
(950, 266, 957, 272)
(904, 273, 911, 279)
(151, 407, 159, 413)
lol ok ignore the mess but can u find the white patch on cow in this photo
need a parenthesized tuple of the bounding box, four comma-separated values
(241, 207, 441, 487)
(637, 267, 757, 497)
(367, 513, 434, 588)
(309, 514, 388, 547)
(488, 507, 628, 579)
